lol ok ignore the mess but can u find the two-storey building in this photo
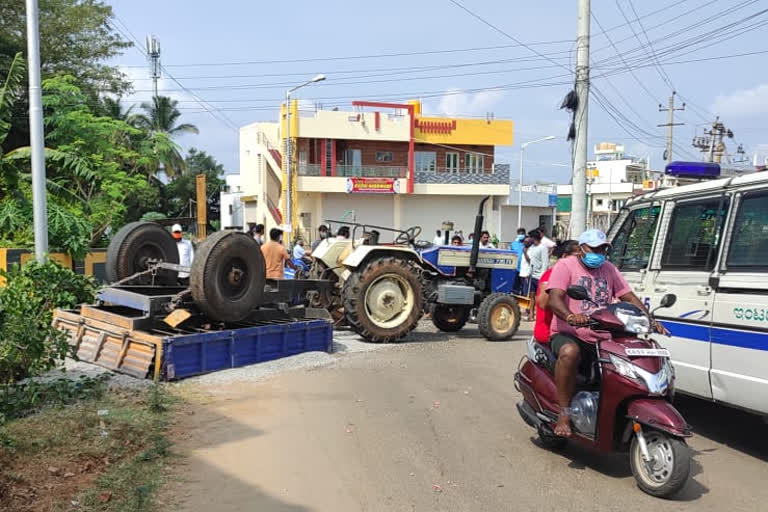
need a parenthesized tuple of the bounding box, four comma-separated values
(237, 99, 556, 245)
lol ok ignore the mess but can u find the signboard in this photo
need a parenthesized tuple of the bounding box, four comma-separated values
(548, 194, 558, 208)
(345, 177, 400, 194)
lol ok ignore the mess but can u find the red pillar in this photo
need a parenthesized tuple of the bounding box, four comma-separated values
(330, 139, 337, 177)
(320, 138, 327, 176)
(407, 105, 415, 193)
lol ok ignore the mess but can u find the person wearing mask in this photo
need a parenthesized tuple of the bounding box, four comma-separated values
(546, 229, 668, 437)
(527, 229, 549, 295)
(533, 240, 579, 343)
(519, 236, 533, 294)
(478, 230, 495, 249)
(311, 225, 329, 252)
(433, 229, 443, 246)
(450, 235, 463, 246)
(252, 224, 265, 245)
(511, 228, 526, 293)
(261, 227, 296, 279)
(172, 224, 194, 283)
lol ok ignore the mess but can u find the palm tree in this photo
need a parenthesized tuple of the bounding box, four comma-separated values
(134, 96, 198, 177)
(98, 96, 135, 122)
(135, 96, 199, 137)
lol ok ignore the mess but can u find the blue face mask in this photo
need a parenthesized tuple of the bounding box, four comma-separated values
(516, 234, 525, 242)
(582, 252, 606, 269)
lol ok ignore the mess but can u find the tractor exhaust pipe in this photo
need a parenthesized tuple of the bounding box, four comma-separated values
(468, 196, 489, 275)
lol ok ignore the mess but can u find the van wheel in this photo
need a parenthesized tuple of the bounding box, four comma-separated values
(478, 293, 521, 341)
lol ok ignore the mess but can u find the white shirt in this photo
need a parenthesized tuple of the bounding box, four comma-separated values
(529, 244, 549, 279)
(433, 235, 443, 245)
(176, 239, 194, 278)
(519, 247, 532, 278)
(541, 236, 556, 250)
(479, 241, 496, 249)
(293, 244, 306, 260)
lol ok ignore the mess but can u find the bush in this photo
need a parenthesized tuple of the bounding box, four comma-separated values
(0, 260, 96, 385)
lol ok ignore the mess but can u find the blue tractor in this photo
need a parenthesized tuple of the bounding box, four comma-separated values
(419, 196, 522, 340)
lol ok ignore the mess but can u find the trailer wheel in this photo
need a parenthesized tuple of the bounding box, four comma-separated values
(430, 304, 470, 332)
(105, 221, 179, 284)
(478, 293, 521, 341)
(343, 256, 423, 343)
(190, 230, 266, 322)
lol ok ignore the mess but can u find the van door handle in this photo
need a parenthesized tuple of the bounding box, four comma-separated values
(696, 286, 712, 296)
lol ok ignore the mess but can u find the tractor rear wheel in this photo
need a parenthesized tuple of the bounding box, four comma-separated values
(430, 304, 470, 332)
(105, 221, 179, 284)
(343, 257, 423, 343)
(190, 230, 266, 322)
(478, 293, 521, 341)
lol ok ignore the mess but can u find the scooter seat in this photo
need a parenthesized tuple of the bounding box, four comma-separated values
(529, 339, 594, 387)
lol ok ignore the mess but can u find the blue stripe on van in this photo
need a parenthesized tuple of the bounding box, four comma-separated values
(660, 319, 768, 352)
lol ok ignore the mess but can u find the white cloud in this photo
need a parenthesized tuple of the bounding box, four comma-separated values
(423, 88, 506, 117)
(712, 83, 768, 118)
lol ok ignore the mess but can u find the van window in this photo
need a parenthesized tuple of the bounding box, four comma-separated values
(727, 191, 768, 269)
(610, 205, 660, 271)
(661, 196, 729, 270)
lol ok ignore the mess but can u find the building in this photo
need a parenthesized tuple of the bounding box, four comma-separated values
(219, 174, 244, 230)
(238, 99, 556, 246)
(556, 142, 676, 234)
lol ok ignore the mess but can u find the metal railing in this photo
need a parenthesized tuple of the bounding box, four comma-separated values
(297, 163, 407, 178)
(415, 168, 508, 184)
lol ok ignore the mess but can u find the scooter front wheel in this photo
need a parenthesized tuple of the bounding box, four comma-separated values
(630, 430, 691, 498)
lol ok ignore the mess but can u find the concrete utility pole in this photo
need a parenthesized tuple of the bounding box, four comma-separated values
(571, 0, 591, 237)
(146, 35, 161, 100)
(692, 117, 734, 163)
(26, 0, 48, 262)
(658, 91, 685, 167)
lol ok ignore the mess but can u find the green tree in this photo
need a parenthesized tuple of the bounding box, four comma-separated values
(0, 0, 131, 152)
(0, 52, 25, 196)
(134, 96, 199, 176)
(97, 96, 135, 122)
(165, 148, 226, 219)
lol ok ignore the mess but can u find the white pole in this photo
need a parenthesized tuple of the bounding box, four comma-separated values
(26, 0, 48, 262)
(571, 0, 591, 237)
(517, 145, 524, 229)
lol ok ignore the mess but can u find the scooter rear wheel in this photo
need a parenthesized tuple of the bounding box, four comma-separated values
(630, 430, 691, 498)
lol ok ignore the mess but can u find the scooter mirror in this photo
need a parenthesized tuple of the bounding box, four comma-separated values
(659, 294, 677, 308)
(566, 285, 590, 301)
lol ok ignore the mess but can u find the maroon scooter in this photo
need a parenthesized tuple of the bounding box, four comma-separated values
(514, 285, 692, 498)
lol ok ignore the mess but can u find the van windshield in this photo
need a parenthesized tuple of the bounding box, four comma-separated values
(610, 205, 660, 271)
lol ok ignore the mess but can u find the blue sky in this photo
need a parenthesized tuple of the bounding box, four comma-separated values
(110, 0, 768, 182)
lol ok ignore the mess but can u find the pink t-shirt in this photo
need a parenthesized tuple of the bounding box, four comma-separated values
(546, 256, 632, 343)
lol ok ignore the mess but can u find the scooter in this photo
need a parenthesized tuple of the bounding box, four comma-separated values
(514, 285, 692, 498)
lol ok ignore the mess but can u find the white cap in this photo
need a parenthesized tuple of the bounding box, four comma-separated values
(172, 223, 182, 232)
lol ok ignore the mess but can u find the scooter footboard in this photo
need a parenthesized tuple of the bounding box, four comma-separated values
(627, 398, 692, 438)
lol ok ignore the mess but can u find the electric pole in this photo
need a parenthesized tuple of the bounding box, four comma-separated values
(692, 117, 734, 163)
(571, 0, 591, 237)
(146, 35, 161, 99)
(658, 91, 685, 166)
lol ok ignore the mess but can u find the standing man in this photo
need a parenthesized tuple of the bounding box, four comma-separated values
(433, 229, 443, 245)
(527, 229, 549, 295)
(511, 228, 526, 292)
(252, 224, 265, 245)
(479, 230, 495, 248)
(311, 225, 329, 252)
(261, 227, 295, 280)
(519, 236, 533, 295)
(539, 227, 557, 256)
(546, 229, 668, 437)
(172, 224, 194, 283)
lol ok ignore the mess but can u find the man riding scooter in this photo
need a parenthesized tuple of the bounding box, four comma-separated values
(546, 229, 669, 437)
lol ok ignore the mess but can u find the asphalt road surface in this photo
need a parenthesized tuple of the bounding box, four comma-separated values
(171, 321, 768, 512)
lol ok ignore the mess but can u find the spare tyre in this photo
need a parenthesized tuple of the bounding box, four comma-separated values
(106, 221, 179, 284)
(190, 230, 266, 322)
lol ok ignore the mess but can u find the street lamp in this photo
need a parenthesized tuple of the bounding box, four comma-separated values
(285, 74, 326, 246)
(518, 136, 556, 229)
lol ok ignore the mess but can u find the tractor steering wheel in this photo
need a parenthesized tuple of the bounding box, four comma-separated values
(395, 226, 422, 245)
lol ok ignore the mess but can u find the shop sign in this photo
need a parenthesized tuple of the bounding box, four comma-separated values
(345, 177, 400, 194)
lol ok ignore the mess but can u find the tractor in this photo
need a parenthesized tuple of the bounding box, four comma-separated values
(309, 196, 522, 343)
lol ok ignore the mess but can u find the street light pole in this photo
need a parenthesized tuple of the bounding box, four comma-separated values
(285, 74, 325, 247)
(518, 136, 555, 229)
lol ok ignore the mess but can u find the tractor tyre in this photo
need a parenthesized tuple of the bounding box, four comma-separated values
(430, 304, 470, 332)
(105, 221, 179, 284)
(478, 293, 521, 341)
(343, 257, 424, 343)
(190, 230, 266, 323)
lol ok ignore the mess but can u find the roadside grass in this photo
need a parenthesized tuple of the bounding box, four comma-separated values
(0, 381, 176, 512)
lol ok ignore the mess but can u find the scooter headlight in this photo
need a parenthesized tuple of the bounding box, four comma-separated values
(608, 354, 671, 395)
(609, 353, 640, 380)
(614, 309, 651, 334)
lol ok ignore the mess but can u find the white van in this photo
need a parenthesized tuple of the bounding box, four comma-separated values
(608, 171, 768, 417)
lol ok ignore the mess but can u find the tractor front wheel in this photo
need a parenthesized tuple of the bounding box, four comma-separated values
(477, 293, 521, 341)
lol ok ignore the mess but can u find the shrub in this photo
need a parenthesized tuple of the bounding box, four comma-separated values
(0, 260, 96, 385)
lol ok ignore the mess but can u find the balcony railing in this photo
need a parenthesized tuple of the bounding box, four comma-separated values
(298, 164, 408, 178)
(415, 168, 509, 185)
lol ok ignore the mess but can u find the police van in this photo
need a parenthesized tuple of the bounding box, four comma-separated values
(608, 162, 768, 417)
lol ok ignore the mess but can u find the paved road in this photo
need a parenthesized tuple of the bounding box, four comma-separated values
(172, 322, 768, 512)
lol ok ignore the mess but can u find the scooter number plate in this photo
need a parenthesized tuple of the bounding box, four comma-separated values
(625, 348, 670, 357)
